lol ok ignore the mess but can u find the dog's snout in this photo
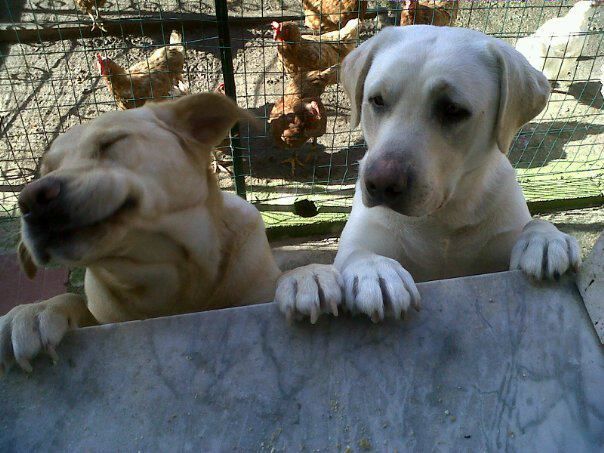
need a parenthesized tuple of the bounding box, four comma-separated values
(364, 159, 412, 204)
(19, 177, 63, 219)
(365, 178, 405, 202)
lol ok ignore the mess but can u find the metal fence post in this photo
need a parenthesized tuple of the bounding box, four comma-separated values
(215, 0, 247, 199)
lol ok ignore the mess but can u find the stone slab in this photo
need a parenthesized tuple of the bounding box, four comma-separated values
(578, 231, 604, 344)
(0, 253, 68, 316)
(1, 271, 603, 451)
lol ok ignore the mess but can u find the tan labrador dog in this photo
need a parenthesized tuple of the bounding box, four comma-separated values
(276, 26, 581, 322)
(1, 93, 280, 374)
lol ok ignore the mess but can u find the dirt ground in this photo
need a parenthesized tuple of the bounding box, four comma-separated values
(273, 207, 604, 271)
(1, 0, 603, 219)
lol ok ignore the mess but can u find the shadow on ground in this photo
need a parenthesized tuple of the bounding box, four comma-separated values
(510, 120, 604, 169)
(567, 81, 604, 110)
(228, 104, 365, 183)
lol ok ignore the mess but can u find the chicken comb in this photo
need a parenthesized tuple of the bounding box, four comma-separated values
(96, 53, 108, 74)
(271, 21, 282, 41)
(309, 100, 321, 119)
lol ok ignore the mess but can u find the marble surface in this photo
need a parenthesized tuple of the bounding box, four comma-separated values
(578, 232, 604, 344)
(1, 271, 603, 452)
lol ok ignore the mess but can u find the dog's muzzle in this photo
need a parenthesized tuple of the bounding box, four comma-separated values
(19, 176, 136, 263)
(19, 176, 71, 229)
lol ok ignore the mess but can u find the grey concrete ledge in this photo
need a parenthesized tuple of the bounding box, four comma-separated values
(1, 271, 603, 452)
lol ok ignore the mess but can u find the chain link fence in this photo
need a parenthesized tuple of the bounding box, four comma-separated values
(1, 0, 603, 244)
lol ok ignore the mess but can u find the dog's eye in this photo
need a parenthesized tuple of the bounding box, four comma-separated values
(435, 99, 471, 124)
(369, 95, 385, 108)
(98, 135, 127, 156)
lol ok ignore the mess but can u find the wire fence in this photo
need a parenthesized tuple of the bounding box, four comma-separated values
(0, 0, 603, 240)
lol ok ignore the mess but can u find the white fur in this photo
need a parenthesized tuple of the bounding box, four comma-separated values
(275, 26, 581, 323)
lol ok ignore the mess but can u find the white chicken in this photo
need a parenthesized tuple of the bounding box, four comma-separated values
(515, 1, 602, 82)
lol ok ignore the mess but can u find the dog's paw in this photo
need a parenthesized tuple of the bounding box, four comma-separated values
(510, 225, 581, 280)
(275, 264, 343, 324)
(0, 296, 81, 375)
(341, 255, 420, 322)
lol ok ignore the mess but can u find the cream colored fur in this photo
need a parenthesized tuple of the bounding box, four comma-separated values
(1, 93, 280, 374)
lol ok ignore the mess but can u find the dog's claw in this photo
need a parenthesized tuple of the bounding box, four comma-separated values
(330, 301, 339, 317)
(310, 307, 319, 324)
(17, 358, 33, 373)
(342, 255, 418, 322)
(511, 221, 582, 281)
(371, 310, 381, 323)
(46, 345, 59, 364)
(275, 264, 343, 324)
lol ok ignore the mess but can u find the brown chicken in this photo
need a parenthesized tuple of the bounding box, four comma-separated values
(270, 97, 327, 174)
(97, 30, 185, 110)
(269, 66, 337, 174)
(400, 0, 459, 27)
(303, 0, 368, 32)
(74, 0, 107, 32)
(272, 19, 359, 74)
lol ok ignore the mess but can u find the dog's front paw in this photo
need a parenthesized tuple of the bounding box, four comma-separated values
(341, 255, 420, 322)
(0, 294, 84, 375)
(510, 222, 581, 280)
(275, 264, 343, 324)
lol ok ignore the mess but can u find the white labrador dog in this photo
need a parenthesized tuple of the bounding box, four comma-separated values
(276, 26, 581, 323)
(1, 93, 281, 374)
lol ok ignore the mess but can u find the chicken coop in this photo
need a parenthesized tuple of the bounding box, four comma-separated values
(0, 0, 603, 245)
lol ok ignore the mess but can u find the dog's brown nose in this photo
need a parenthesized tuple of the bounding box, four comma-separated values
(18, 177, 63, 217)
(364, 159, 412, 204)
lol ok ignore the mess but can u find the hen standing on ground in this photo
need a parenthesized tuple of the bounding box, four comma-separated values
(303, 0, 367, 32)
(97, 30, 185, 110)
(74, 0, 107, 32)
(400, 0, 458, 26)
(269, 66, 337, 174)
(272, 19, 359, 74)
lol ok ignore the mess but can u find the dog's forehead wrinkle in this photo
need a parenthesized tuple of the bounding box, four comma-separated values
(368, 47, 490, 104)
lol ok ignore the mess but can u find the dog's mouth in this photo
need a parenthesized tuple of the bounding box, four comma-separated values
(23, 196, 138, 264)
(67, 197, 136, 234)
(362, 193, 439, 218)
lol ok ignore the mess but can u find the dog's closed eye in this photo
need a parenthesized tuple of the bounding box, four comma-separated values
(434, 97, 471, 125)
(98, 134, 129, 157)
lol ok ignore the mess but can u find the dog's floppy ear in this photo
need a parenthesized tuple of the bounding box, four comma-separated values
(342, 27, 399, 128)
(150, 92, 256, 147)
(18, 240, 37, 279)
(488, 41, 551, 154)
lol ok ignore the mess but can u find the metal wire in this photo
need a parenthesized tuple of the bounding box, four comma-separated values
(0, 0, 602, 236)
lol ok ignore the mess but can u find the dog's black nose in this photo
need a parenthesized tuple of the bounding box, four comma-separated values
(19, 177, 63, 219)
(364, 159, 412, 204)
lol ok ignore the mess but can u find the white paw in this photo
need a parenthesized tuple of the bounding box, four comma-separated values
(341, 255, 420, 322)
(275, 264, 343, 324)
(0, 298, 76, 375)
(510, 228, 581, 280)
